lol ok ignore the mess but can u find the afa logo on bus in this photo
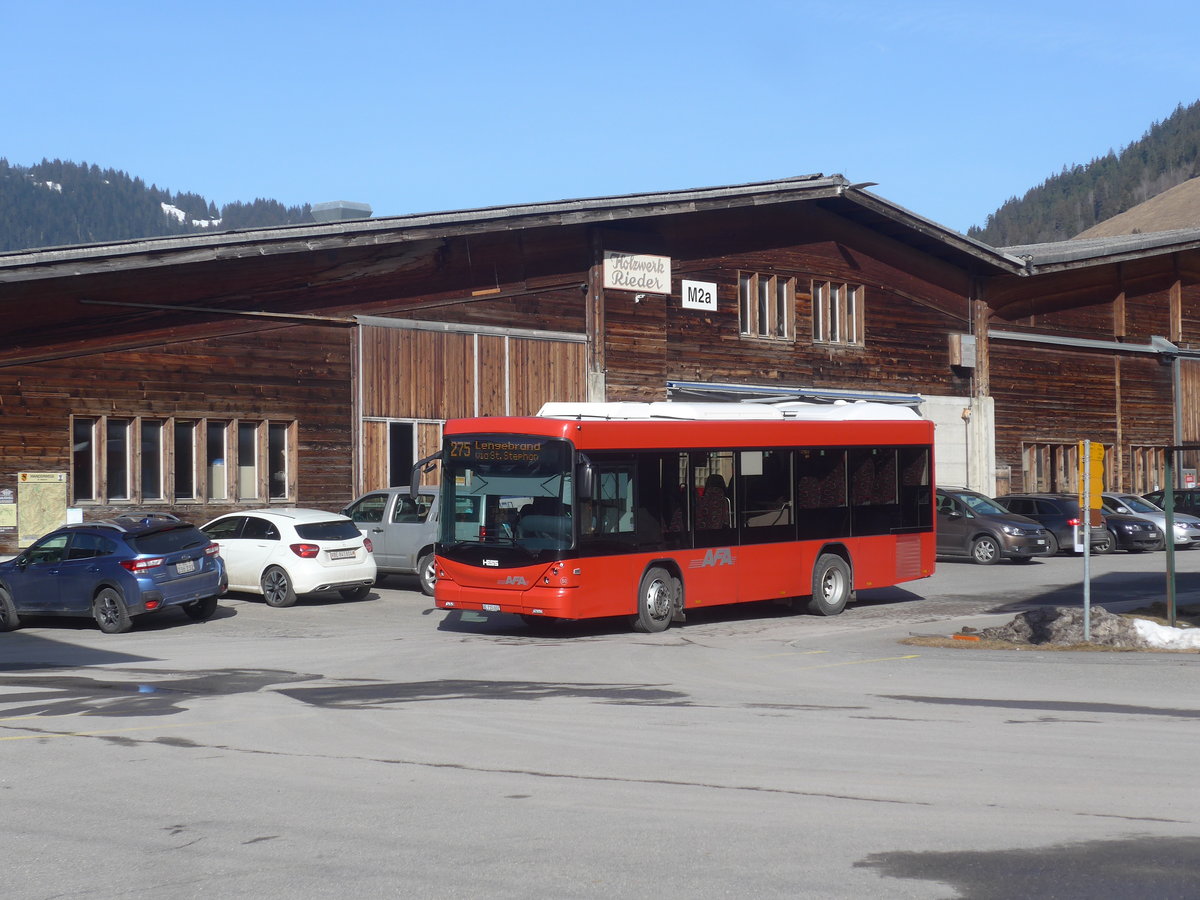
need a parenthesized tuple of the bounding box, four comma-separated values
(688, 548, 735, 568)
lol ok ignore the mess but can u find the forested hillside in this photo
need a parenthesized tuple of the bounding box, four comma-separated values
(970, 99, 1200, 246)
(0, 159, 312, 253)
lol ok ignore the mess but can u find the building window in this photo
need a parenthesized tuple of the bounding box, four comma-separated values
(1023, 442, 1110, 494)
(70, 416, 295, 504)
(237, 422, 260, 500)
(175, 421, 197, 500)
(268, 423, 289, 500)
(813, 281, 864, 346)
(72, 418, 97, 503)
(140, 420, 164, 500)
(207, 421, 229, 501)
(738, 272, 794, 339)
(106, 418, 131, 501)
(1130, 446, 1165, 494)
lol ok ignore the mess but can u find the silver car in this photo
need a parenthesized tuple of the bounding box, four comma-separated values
(1101, 493, 1200, 548)
(343, 487, 439, 595)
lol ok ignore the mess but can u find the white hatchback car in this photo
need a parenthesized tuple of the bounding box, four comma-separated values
(201, 509, 376, 607)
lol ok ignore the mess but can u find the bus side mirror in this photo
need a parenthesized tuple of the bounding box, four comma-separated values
(410, 451, 442, 499)
(576, 461, 595, 501)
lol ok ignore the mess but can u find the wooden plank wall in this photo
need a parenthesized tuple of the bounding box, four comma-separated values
(360, 324, 586, 421)
(0, 323, 355, 552)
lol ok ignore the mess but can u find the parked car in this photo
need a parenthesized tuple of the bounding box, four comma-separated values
(343, 487, 438, 595)
(935, 487, 1052, 564)
(1101, 493, 1200, 548)
(1143, 488, 1200, 518)
(200, 509, 375, 607)
(1095, 508, 1162, 553)
(0, 514, 225, 634)
(996, 493, 1109, 554)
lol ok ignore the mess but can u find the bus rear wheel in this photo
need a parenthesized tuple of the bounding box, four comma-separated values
(808, 553, 851, 616)
(633, 566, 676, 633)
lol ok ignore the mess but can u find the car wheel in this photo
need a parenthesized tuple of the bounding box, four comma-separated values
(93, 588, 132, 634)
(417, 552, 437, 597)
(261, 567, 297, 607)
(1045, 533, 1060, 555)
(0, 586, 21, 632)
(339, 586, 371, 601)
(1093, 531, 1116, 554)
(970, 535, 1001, 565)
(632, 566, 676, 633)
(808, 553, 851, 615)
(183, 596, 219, 621)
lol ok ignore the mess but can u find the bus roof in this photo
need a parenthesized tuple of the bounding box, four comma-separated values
(444, 402, 933, 450)
(536, 400, 921, 422)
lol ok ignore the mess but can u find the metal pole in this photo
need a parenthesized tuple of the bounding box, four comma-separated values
(1165, 448, 1177, 628)
(1083, 440, 1091, 642)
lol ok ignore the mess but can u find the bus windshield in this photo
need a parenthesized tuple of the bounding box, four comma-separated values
(440, 434, 575, 553)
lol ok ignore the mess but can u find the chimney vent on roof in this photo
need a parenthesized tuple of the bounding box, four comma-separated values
(310, 201, 373, 223)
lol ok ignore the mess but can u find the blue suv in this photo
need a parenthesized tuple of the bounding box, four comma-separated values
(0, 514, 226, 634)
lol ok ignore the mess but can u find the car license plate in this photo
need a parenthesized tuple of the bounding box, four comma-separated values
(328, 549, 355, 560)
(483, 603, 500, 612)
(175, 558, 196, 574)
(1035, 539, 1046, 545)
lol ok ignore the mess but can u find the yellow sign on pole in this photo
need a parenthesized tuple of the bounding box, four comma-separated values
(1078, 441, 1104, 513)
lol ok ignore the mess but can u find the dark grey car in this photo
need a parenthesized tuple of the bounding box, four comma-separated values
(343, 487, 439, 595)
(935, 487, 1052, 564)
(997, 493, 1110, 555)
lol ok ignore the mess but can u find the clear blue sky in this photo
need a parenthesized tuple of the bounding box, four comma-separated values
(5, 0, 1199, 234)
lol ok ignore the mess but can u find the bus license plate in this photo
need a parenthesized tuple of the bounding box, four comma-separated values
(175, 559, 196, 574)
(483, 604, 500, 612)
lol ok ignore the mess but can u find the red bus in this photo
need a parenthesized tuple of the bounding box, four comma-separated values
(422, 402, 934, 632)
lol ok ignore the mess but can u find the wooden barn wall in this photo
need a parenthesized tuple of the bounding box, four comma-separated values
(989, 346, 1173, 493)
(359, 325, 587, 420)
(0, 323, 354, 553)
(361, 420, 388, 492)
(978, 248, 1200, 495)
(604, 203, 976, 401)
(1181, 359, 1200, 444)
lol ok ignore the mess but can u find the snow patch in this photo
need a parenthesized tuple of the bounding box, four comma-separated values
(1132, 618, 1200, 650)
(161, 202, 187, 223)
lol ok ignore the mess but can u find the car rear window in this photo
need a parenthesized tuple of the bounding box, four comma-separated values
(128, 525, 210, 554)
(295, 520, 361, 541)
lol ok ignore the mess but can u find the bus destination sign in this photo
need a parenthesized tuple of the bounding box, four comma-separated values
(449, 437, 546, 464)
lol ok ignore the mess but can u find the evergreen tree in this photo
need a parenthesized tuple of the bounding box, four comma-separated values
(970, 98, 1200, 246)
(0, 160, 318, 252)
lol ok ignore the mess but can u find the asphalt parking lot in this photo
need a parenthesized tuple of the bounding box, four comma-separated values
(3, 550, 1200, 899)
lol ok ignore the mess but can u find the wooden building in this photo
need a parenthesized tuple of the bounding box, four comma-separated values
(2, 175, 1196, 553)
(981, 229, 1200, 494)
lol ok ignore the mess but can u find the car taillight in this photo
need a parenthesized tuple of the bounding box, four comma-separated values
(205, 544, 220, 556)
(289, 543, 321, 559)
(1068, 517, 1081, 527)
(120, 557, 164, 572)
(364, 538, 373, 553)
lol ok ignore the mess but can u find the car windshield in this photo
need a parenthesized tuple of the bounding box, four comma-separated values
(294, 520, 361, 541)
(1117, 495, 1161, 513)
(953, 493, 1009, 516)
(128, 526, 209, 554)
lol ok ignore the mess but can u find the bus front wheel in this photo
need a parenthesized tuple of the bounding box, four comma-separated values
(808, 554, 851, 616)
(633, 566, 676, 633)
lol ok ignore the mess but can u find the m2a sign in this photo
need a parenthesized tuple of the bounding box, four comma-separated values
(681, 279, 718, 311)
